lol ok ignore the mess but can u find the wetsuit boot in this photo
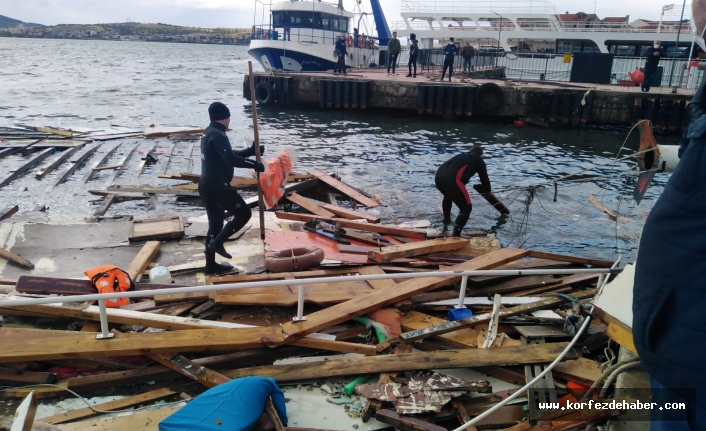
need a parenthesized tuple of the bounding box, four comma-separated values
(452, 226, 463, 237)
(207, 217, 248, 259)
(204, 236, 234, 274)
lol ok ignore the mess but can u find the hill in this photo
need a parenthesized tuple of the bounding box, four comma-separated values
(0, 14, 43, 28)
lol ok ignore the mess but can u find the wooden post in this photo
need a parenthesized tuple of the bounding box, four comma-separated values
(248, 61, 266, 241)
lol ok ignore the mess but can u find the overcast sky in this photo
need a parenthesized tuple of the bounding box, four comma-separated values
(0, 0, 691, 28)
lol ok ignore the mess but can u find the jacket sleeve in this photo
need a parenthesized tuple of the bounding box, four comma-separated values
(233, 146, 255, 158)
(685, 76, 706, 147)
(212, 133, 256, 169)
(476, 159, 492, 193)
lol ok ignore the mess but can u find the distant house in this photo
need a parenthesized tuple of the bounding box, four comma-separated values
(555, 12, 600, 28)
(631, 18, 690, 32)
(601, 16, 630, 29)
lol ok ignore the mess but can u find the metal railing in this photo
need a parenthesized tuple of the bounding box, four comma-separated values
(401, 0, 558, 14)
(1, 268, 618, 340)
(391, 19, 690, 34)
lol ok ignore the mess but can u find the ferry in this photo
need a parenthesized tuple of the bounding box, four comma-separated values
(248, 0, 387, 72)
(390, 0, 703, 54)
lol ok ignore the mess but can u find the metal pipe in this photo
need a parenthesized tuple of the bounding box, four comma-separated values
(667, 0, 687, 88)
(293, 283, 307, 322)
(455, 275, 469, 309)
(96, 299, 115, 340)
(0, 268, 620, 308)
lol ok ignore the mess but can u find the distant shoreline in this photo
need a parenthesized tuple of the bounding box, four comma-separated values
(0, 34, 250, 45)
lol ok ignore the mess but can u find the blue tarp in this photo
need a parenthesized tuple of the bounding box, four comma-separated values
(159, 377, 288, 431)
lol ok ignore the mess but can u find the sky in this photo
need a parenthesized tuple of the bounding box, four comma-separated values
(0, 0, 691, 28)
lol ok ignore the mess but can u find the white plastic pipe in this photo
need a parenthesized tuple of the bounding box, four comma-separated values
(455, 275, 469, 309)
(0, 268, 619, 308)
(293, 283, 307, 322)
(96, 299, 114, 340)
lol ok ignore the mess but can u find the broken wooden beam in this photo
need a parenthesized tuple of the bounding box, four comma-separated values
(0, 205, 19, 221)
(125, 241, 160, 282)
(80, 144, 121, 184)
(10, 391, 38, 431)
(47, 145, 99, 189)
(376, 409, 446, 431)
(148, 354, 230, 388)
(109, 142, 139, 183)
(279, 249, 529, 342)
(0, 368, 56, 385)
(397, 289, 597, 343)
(0, 249, 34, 270)
(134, 144, 157, 178)
(223, 342, 572, 381)
(285, 193, 335, 217)
(158, 143, 175, 176)
(275, 212, 427, 239)
(34, 144, 86, 179)
(526, 251, 614, 268)
(0, 327, 285, 363)
(308, 170, 379, 207)
(39, 388, 175, 425)
(0, 148, 55, 189)
(94, 194, 116, 217)
(306, 198, 381, 223)
(362, 344, 412, 423)
(368, 238, 468, 263)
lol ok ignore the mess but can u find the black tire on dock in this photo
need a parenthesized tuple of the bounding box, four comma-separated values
(255, 81, 276, 105)
(474, 83, 503, 112)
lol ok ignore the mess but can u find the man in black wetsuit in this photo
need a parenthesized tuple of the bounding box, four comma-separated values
(435, 145, 491, 237)
(199, 102, 265, 274)
(406, 33, 419, 78)
(334, 35, 347, 75)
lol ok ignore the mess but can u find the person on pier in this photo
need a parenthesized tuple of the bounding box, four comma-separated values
(434, 145, 491, 236)
(407, 33, 419, 78)
(334, 34, 348, 75)
(387, 31, 401, 75)
(440, 37, 458, 82)
(199, 102, 265, 274)
(641, 40, 666, 92)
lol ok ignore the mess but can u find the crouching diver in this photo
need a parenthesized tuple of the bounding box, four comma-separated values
(199, 102, 265, 274)
(435, 145, 491, 237)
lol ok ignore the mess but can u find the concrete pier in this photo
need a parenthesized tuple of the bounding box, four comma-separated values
(244, 69, 695, 132)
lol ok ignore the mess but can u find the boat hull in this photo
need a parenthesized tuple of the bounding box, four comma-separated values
(248, 40, 337, 72)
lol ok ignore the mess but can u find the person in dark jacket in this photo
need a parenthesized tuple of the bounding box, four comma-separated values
(440, 37, 458, 82)
(633, 76, 706, 428)
(334, 35, 347, 75)
(199, 102, 265, 274)
(407, 33, 419, 78)
(435, 145, 491, 236)
(387, 32, 401, 75)
(642, 40, 666, 92)
(462, 42, 475, 72)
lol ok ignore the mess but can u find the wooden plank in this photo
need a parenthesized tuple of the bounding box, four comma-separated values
(309, 170, 379, 207)
(0, 249, 34, 270)
(125, 241, 160, 282)
(54, 407, 178, 431)
(606, 320, 636, 354)
(14, 276, 176, 296)
(207, 267, 371, 286)
(375, 410, 446, 431)
(11, 391, 38, 431)
(471, 275, 562, 296)
(265, 396, 286, 431)
(0, 327, 284, 363)
(280, 249, 529, 342)
(356, 265, 397, 290)
(80, 144, 121, 183)
(108, 184, 199, 197)
(526, 251, 613, 267)
(134, 144, 157, 178)
(0, 368, 55, 385)
(94, 194, 116, 217)
(505, 273, 599, 297)
(275, 212, 427, 239)
(337, 245, 373, 255)
(158, 144, 175, 175)
(39, 388, 175, 425)
(0, 148, 54, 188)
(148, 354, 230, 388)
(588, 195, 618, 221)
(401, 311, 480, 348)
(47, 145, 99, 189)
(0, 205, 19, 221)
(321, 204, 380, 223)
(210, 281, 375, 306)
(223, 342, 571, 381)
(35, 144, 86, 179)
(285, 193, 335, 217)
(129, 216, 184, 242)
(368, 238, 468, 263)
(109, 143, 139, 183)
(552, 357, 602, 386)
(398, 289, 597, 343)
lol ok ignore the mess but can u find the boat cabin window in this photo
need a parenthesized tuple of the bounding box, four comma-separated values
(272, 11, 348, 32)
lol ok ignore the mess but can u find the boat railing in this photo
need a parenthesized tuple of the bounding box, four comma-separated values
(0, 268, 616, 341)
(392, 19, 691, 34)
(401, 0, 558, 14)
(251, 24, 378, 48)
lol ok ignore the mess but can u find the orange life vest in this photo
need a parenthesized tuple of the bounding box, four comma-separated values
(84, 265, 134, 308)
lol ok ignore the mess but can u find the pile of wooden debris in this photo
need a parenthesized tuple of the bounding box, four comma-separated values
(0, 163, 637, 431)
